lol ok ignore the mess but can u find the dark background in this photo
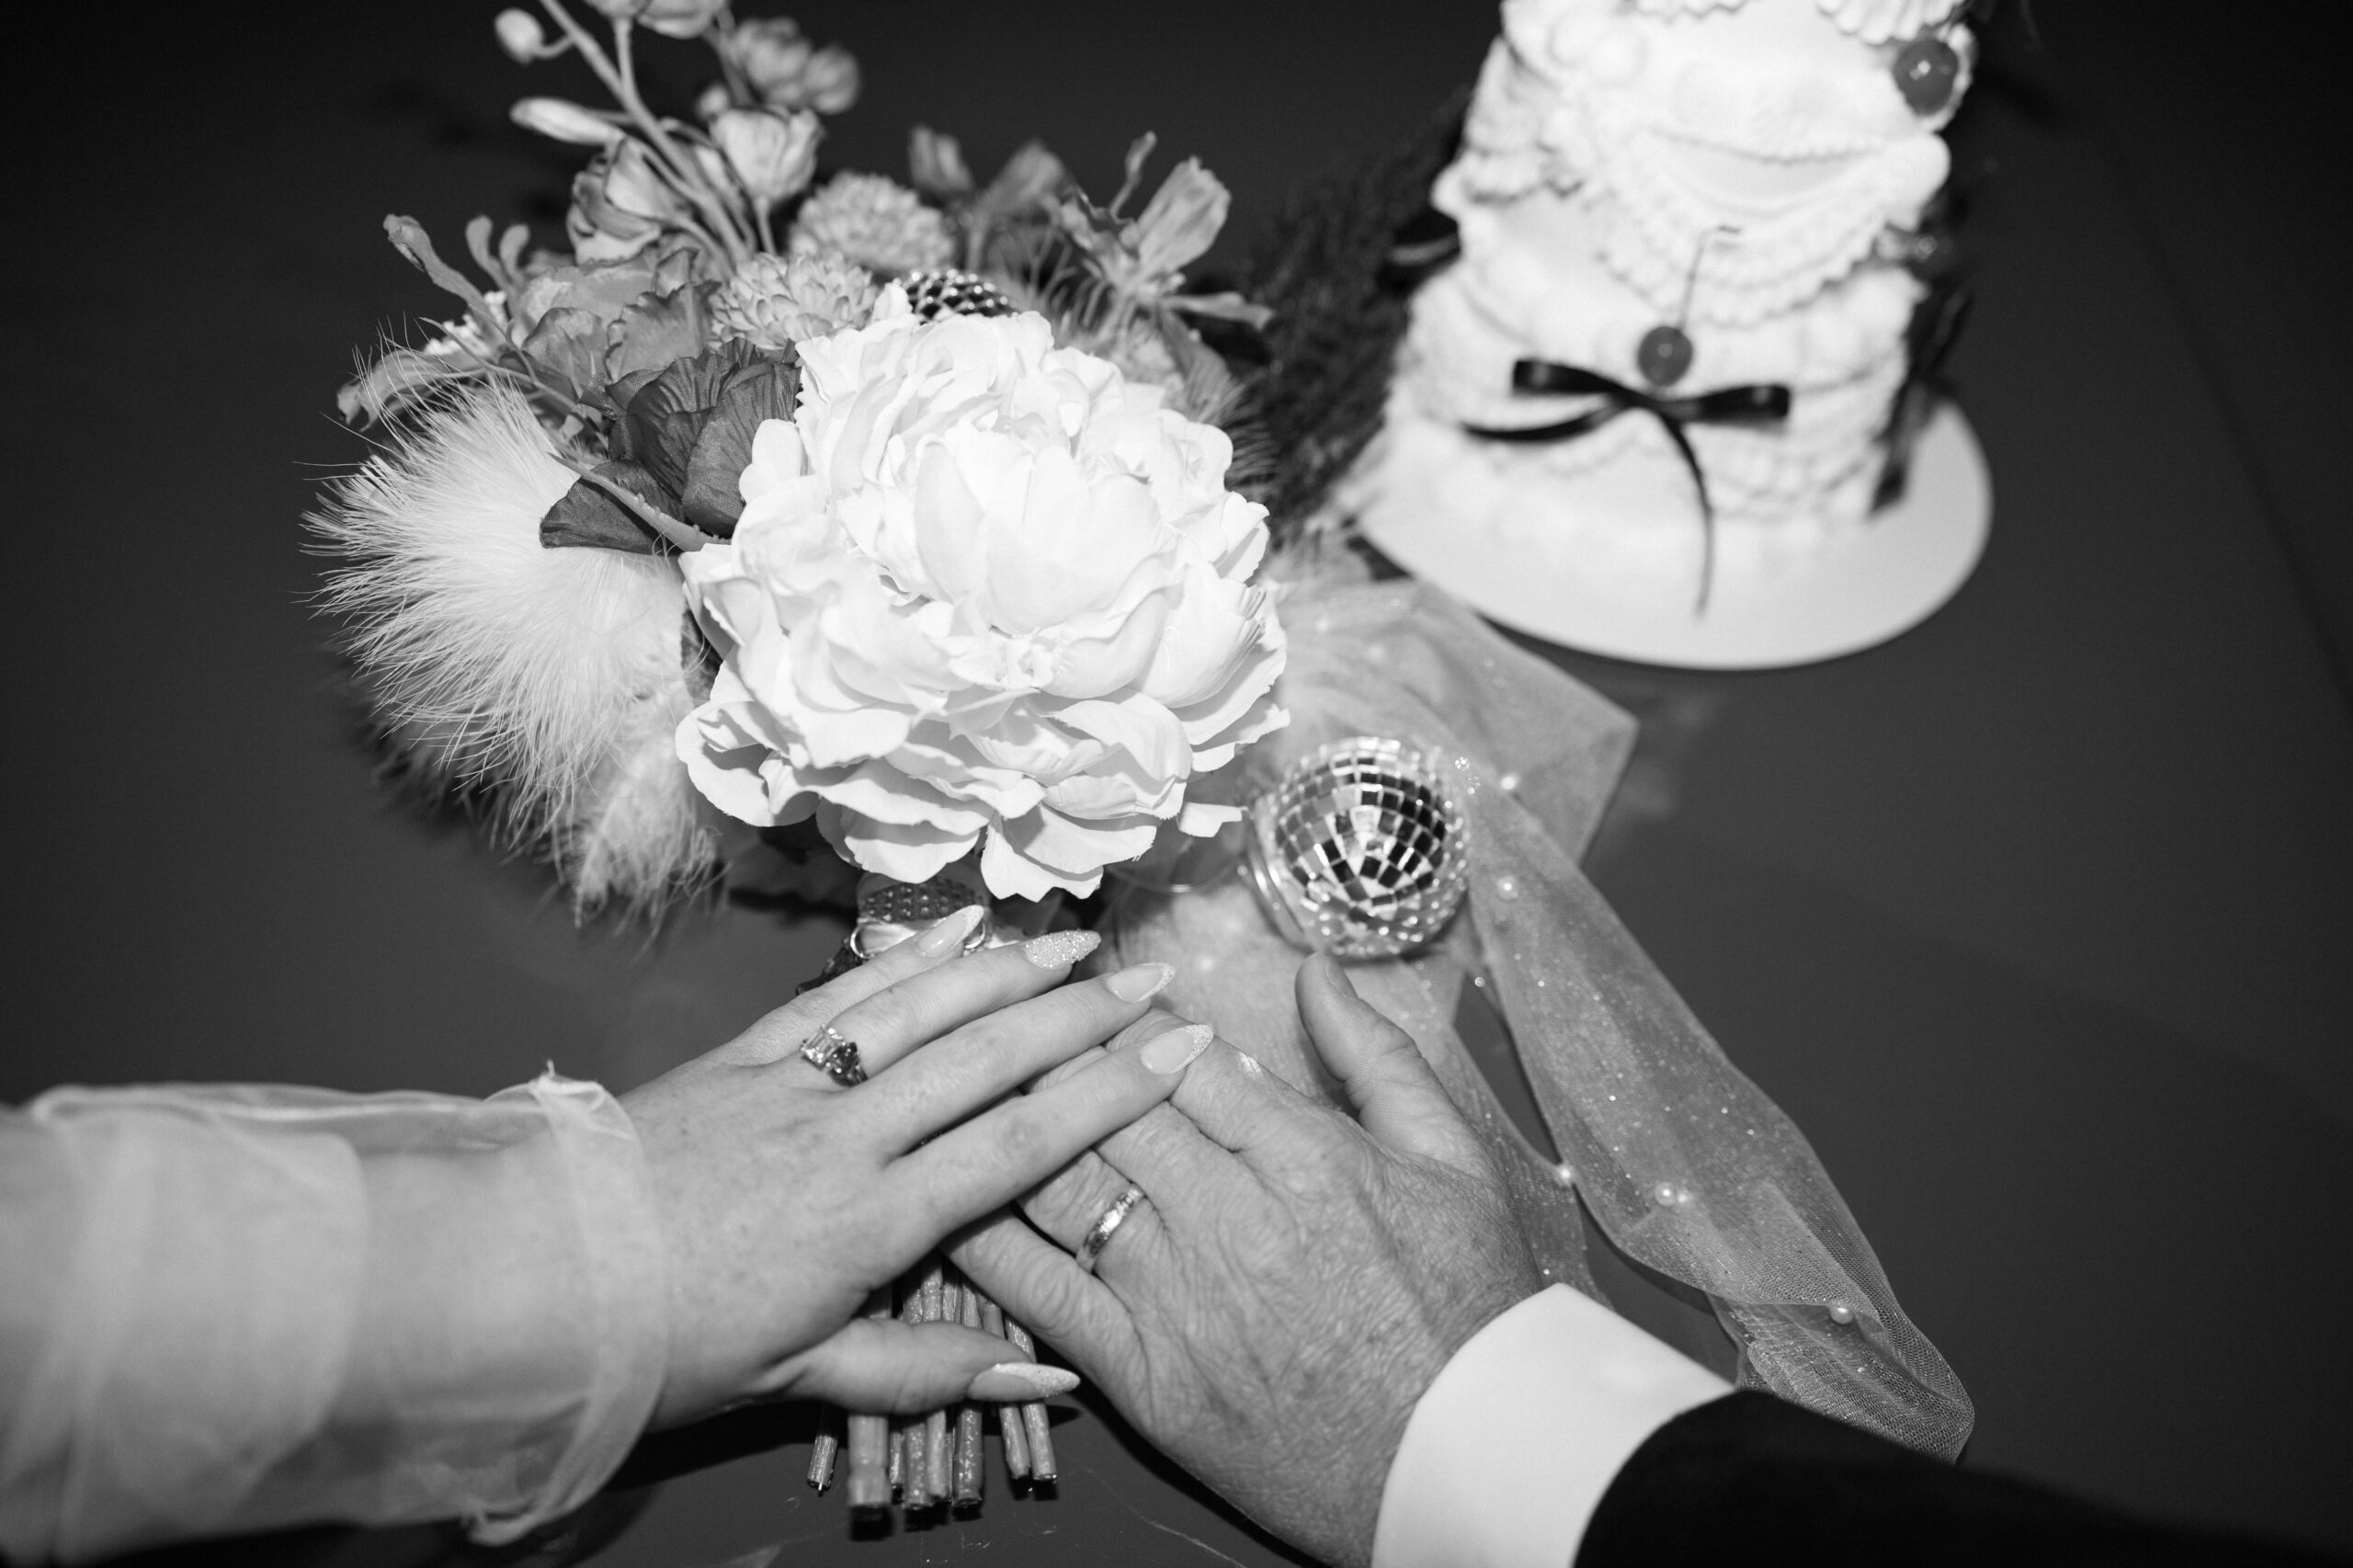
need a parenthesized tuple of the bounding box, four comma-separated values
(5, 3, 2349, 1563)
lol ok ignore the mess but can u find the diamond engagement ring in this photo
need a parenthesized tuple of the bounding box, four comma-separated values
(1074, 1184, 1149, 1275)
(798, 1023, 867, 1086)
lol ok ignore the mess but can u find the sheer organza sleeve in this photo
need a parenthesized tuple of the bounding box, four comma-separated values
(0, 1073, 668, 1564)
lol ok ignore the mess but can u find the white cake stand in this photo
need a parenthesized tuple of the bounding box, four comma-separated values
(1360, 403, 1992, 671)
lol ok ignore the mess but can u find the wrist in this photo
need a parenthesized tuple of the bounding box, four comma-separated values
(343, 1137, 583, 1427)
(1371, 1284, 1730, 1568)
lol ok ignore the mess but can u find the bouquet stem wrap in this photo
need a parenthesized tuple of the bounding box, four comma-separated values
(1107, 569, 1972, 1460)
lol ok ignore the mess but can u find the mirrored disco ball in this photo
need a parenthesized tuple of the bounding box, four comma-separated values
(1245, 736, 1471, 959)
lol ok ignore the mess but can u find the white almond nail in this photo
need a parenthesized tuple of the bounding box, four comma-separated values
(914, 904, 985, 956)
(1103, 962, 1175, 1003)
(966, 1361, 1082, 1402)
(1139, 1023, 1214, 1074)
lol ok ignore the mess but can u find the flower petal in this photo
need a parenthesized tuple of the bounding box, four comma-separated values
(820, 801, 977, 885)
(1051, 691, 1189, 786)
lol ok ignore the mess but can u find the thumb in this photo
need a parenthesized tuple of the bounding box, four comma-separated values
(774, 1317, 1081, 1414)
(1296, 955, 1488, 1175)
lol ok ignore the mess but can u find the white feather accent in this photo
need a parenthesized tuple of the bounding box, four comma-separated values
(311, 386, 716, 914)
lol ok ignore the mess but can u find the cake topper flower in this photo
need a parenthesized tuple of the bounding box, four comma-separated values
(676, 288, 1288, 900)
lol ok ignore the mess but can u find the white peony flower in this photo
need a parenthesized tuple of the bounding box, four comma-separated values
(676, 290, 1288, 899)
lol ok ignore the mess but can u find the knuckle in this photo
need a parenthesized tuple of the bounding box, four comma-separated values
(915, 1170, 973, 1239)
(1120, 1110, 1187, 1167)
(842, 987, 915, 1048)
(1370, 1012, 1421, 1056)
(1029, 1258, 1098, 1335)
(1025, 1161, 1116, 1244)
(756, 994, 824, 1039)
(1029, 1047, 1105, 1094)
(990, 1107, 1057, 1171)
(946, 1015, 1017, 1075)
(1294, 1128, 1376, 1193)
(714, 998, 823, 1065)
(1029, 1155, 1098, 1213)
(1109, 1008, 1182, 1051)
(1228, 1205, 1303, 1276)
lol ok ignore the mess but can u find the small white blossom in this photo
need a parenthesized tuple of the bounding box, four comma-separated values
(722, 19, 860, 114)
(795, 46, 860, 115)
(712, 108, 821, 211)
(494, 9, 546, 63)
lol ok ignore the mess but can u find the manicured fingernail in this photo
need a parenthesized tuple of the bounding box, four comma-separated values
(1139, 1022, 1214, 1074)
(1022, 929, 1101, 970)
(915, 904, 986, 956)
(1103, 962, 1174, 1003)
(966, 1361, 1082, 1402)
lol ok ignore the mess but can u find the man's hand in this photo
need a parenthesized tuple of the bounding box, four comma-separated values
(953, 956, 1545, 1568)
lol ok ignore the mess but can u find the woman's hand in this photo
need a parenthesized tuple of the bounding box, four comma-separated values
(620, 908, 1211, 1428)
(951, 956, 1543, 1568)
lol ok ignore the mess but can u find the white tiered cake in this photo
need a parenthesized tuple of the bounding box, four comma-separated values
(1353, 0, 1976, 631)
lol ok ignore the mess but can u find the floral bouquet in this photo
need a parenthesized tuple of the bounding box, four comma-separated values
(318, 0, 1290, 1517)
(317, 0, 1973, 1528)
(324, 0, 1287, 918)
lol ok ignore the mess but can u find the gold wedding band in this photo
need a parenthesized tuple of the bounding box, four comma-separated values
(1074, 1184, 1149, 1275)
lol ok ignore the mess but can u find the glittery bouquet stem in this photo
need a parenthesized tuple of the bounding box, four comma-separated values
(810, 1261, 1051, 1517)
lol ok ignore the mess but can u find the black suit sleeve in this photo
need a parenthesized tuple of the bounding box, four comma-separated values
(1575, 1392, 2346, 1568)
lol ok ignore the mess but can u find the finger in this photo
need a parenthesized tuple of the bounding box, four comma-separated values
(765, 1316, 1081, 1414)
(858, 960, 1177, 1147)
(1297, 955, 1491, 1175)
(1096, 1094, 1246, 1210)
(949, 1210, 1139, 1382)
(1017, 1145, 1163, 1262)
(887, 1020, 1212, 1241)
(1039, 1010, 1307, 1160)
(706, 904, 986, 1066)
(1158, 1031, 1332, 1162)
(1006, 1030, 1279, 1200)
(1073, 1014, 1287, 1199)
(795, 926, 1108, 1085)
(1017, 1021, 1244, 1216)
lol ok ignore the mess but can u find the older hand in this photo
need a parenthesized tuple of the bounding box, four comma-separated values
(953, 956, 1544, 1568)
(620, 912, 1204, 1428)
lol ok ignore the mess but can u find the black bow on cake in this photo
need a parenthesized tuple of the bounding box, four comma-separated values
(1464, 360, 1790, 616)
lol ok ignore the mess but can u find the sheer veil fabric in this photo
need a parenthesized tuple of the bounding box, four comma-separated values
(1108, 562, 1973, 1460)
(0, 1075, 667, 1563)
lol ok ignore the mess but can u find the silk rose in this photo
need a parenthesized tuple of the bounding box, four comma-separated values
(676, 288, 1287, 900)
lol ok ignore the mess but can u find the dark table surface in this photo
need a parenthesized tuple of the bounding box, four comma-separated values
(6, 3, 2349, 1564)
